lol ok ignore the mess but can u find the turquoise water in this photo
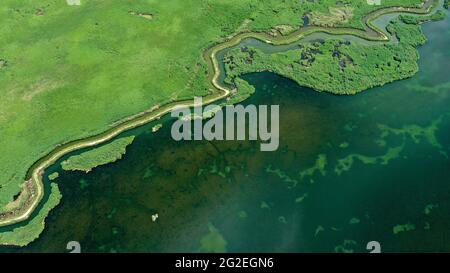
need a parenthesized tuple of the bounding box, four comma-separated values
(2, 10, 450, 253)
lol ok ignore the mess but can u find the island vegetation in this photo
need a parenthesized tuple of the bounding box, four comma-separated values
(48, 172, 59, 181)
(223, 13, 444, 95)
(151, 124, 163, 133)
(61, 136, 135, 172)
(400, 10, 446, 23)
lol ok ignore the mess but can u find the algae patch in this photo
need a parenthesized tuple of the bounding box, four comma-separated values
(238, 211, 248, 219)
(260, 201, 271, 209)
(315, 225, 325, 237)
(265, 165, 299, 188)
(334, 239, 357, 253)
(295, 193, 308, 203)
(299, 154, 327, 180)
(334, 144, 404, 175)
(424, 203, 439, 215)
(393, 223, 416, 234)
(349, 217, 360, 225)
(377, 116, 447, 157)
(199, 223, 227, 253)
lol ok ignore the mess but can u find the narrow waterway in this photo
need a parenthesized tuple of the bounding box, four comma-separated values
(1, 6, 449, 253)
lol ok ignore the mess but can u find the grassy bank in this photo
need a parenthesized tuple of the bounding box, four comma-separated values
(0, 183, 61, 247)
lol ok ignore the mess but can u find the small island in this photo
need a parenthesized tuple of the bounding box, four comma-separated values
(61, 136, 135, 173)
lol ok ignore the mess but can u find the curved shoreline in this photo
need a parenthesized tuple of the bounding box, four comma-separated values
(0, 0, 438, 228)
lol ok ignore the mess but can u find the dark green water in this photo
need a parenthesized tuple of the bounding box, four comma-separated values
(3, 12, 450, 253)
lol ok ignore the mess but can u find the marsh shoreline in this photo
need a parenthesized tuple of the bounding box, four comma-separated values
(0, 0, 440, 235)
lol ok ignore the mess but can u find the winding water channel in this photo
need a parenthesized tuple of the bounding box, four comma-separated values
(0, 0, 449, 252)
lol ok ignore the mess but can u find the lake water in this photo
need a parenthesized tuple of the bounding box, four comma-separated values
(2, 9, 450, 253)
